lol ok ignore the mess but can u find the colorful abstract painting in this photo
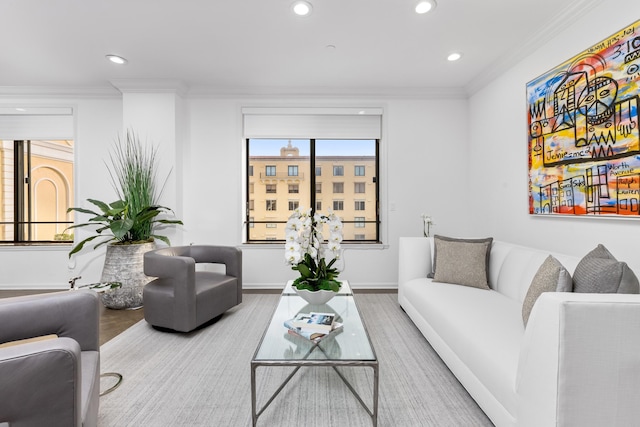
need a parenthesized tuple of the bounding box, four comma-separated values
(528, 20, 640, 217)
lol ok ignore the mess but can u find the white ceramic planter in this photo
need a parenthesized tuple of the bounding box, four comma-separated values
(293, 288, 337, 305)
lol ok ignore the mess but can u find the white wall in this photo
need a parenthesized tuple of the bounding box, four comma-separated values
(185, 96, 472, 288)
(0, 93, 470, 289)
(468, 0, 640, 273)
(0, 97, 122, 289)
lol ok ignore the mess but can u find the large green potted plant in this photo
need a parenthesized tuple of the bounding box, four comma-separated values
(66, 130, 182, 309)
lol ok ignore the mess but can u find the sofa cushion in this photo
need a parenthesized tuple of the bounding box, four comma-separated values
(522, 255, 572, 326)
(573, 244, 639, 294)
(403, 278, 522, 418)
(431, 235, 493, 289)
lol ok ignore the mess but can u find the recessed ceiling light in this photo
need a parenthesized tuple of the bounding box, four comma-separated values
(292, 1, 313, 16)
(447, 52, 462, 61)
(106, 54, 128, 65)
(415, 0, 436, 14)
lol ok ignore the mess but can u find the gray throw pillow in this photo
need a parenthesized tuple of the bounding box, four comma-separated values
(431, 235, 493, 289)
(522, 255, 572, 326)
(573, 244, 639, 294)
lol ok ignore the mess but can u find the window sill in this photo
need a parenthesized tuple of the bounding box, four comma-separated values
(241, 242, 388, 250)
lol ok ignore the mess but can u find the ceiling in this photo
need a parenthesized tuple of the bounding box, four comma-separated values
(0, 0, 594, 97)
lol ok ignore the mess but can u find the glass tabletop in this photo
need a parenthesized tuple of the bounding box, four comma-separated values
(253, 288, 376, 362)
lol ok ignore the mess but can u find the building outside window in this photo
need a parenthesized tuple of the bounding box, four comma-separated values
(0, 139, 74, 243)
(355, 165, 365, 176)
(246, 138, 379, 242)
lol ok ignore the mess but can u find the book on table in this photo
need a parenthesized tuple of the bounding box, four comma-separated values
(284, 313, 343, 343)
(290, 312, 336, 332)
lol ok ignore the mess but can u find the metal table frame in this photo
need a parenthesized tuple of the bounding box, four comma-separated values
(250, 284, 378, 426)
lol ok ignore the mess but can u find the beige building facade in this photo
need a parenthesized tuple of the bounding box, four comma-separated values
(248, 142, 377, 241)
(0, 140, 74, 242)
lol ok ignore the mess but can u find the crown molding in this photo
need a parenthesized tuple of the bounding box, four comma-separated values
(109, 79, 189, 97)
(187, 84, 469, 100)
(0, 85, 121, 99)
(465, 0, 601, 96)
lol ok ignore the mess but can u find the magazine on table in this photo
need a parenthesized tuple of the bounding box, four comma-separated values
(290, 312, 336, 331)
(284, 317, 343, 343)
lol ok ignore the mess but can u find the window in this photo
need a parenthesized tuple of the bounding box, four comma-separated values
(1, 140, 74, 243)
(249, 183, 254, 194)
(354, 234, 366, 240)
(249, 217, 254, 228)
(355, 165, 365, 176)
(249, 165, 254, 176)
(266, 223, 277, 228)
(246, 138, 379, 242)
(249, 200, 254, 210)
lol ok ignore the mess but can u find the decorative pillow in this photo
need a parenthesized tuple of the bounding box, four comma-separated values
(573, 244, 639, 294)
(430, 235, 493, 289)
(0, 334, 58, 349)
(522, 255, 572, 326)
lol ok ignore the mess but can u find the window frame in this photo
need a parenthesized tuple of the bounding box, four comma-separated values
(245, 138, 380, 243)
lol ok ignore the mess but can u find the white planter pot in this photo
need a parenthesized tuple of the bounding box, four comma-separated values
(100, 241, 156, 309)
(293, 288, 337, 305)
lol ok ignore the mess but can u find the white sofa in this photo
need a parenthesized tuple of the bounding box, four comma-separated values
(398, 237, 640, 427)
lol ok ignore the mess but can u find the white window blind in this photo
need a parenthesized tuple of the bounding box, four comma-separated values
(0, 107, 74, 140)
(242, 107, 382, 139)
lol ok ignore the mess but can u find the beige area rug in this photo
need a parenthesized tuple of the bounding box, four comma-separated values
(98, 293, 492, 426)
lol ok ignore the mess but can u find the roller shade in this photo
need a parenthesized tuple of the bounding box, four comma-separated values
(242, 107, 382, 139)
(0, 107, 74, 140)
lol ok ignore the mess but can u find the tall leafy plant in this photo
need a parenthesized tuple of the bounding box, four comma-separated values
(66, 130, 182, 257)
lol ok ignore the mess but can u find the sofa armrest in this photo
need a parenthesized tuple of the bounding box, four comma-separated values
(517, 292, 640, 427)
(398, 237, 432, 288)
(0, 337, 82, 426)
(0, 290, 99, 351)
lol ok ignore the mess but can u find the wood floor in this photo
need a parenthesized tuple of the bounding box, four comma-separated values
(0, 290, 144, 346)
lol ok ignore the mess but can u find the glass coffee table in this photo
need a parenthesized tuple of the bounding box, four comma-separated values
(251, 280, 378, 426)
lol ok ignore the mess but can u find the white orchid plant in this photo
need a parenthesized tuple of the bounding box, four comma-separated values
(421, 213, 434, 237)
(284, 207, 343, 292)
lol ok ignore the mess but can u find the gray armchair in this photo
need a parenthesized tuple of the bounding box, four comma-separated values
(143, 245, 242, 332)
(0, 290, 100, 427)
